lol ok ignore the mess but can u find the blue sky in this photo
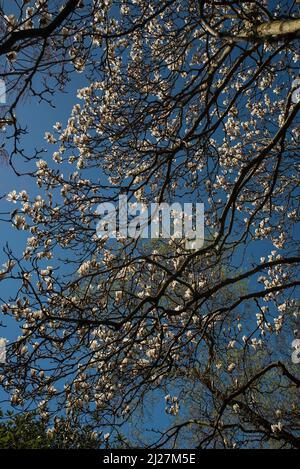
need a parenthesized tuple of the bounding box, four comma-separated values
(0, 70, 88, 340)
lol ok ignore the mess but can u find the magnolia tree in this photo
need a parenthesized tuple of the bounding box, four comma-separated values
(0, 0, 300, 449)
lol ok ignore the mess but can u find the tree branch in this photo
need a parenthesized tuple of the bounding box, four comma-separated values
(0, 0, 80, 56)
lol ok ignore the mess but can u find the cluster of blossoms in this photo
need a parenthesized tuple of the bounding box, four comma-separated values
(165, 395, 180, 416)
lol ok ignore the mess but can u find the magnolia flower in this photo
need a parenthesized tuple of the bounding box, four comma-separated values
(271, 422, 283, 433)
(115, 291, 122, 302)
(78, 260, 91, 276)
(7, 51, 17, 62)
(14, 215, 26, 230)
(169, 402, 179, 416)
(53, 152, 62, 164)
(6, 190, 18, 203)
(36, 159, 48, 170)
(233, 404, 240, 413)
(53, 122, 62, 131)
(90, 340, 98, 350)
(4, 15, 16, 26)
(11, 393, 21, 405)
(122, 405, 130, 414)
(20, 345, 27, 355)
(19, 190, 29, 201)
(44, 132, 56, 144)
(46, 428, 54, 439)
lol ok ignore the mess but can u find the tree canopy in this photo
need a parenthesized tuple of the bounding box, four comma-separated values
(0, 0, 299, 449)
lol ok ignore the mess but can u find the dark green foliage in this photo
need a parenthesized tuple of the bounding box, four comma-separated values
(0, 410, 100, 449)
